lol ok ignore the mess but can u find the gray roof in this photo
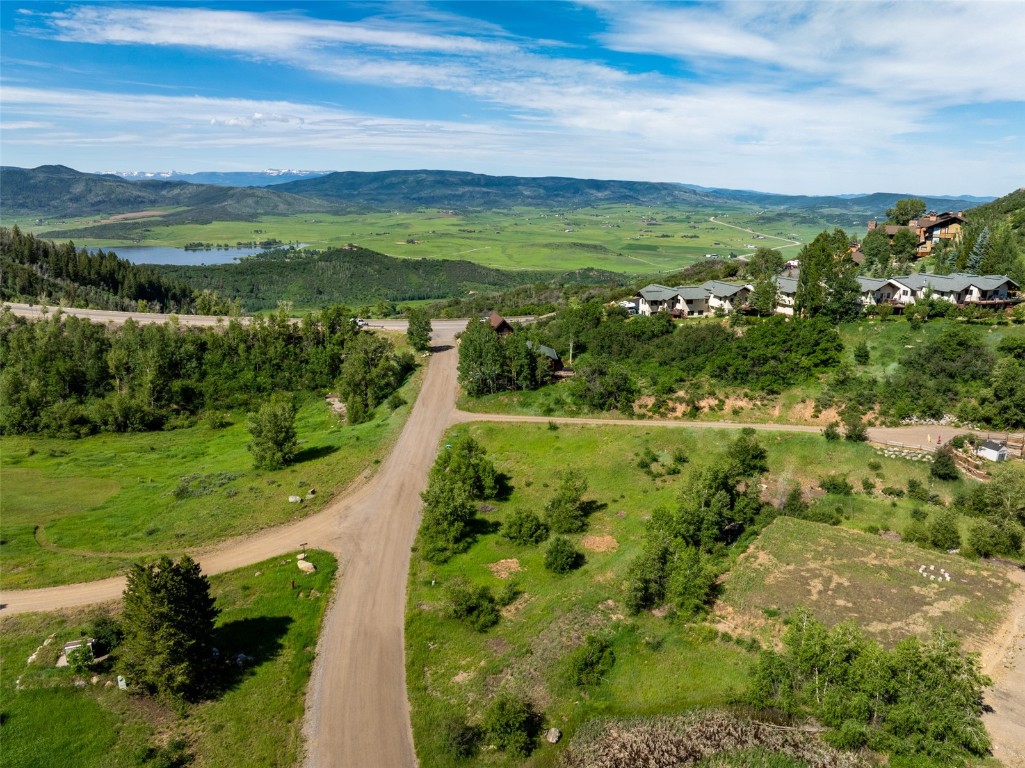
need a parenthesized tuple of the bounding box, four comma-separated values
(773, 276, 799, 294)
(979, 440, 1006, 452)
(892, 272, 1018, 294)
(636, 284, 679, 302)
(676, 286, 710, 301)
(526, 340, 561, 361)
(700, 280, 749, 297)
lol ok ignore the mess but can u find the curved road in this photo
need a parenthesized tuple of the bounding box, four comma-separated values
(2, 304, 1024, 765)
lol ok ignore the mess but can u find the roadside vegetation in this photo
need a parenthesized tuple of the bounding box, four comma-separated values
(0, 350, 423, 590)
(458, 301, 1025, 432)
(406, 421, 1019, 767)
(0, 550, 336, 768)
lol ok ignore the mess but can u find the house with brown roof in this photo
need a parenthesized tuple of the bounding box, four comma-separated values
(486, 311, 514, 336)
(867, 211, 966, 257)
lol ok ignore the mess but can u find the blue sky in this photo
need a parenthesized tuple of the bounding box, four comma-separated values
(1, 1, 1023, 195)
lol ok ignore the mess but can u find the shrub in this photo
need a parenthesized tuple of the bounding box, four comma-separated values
(446, 581, 500, 632)
(907, 478, 930, 502)
(440, 711, 480, 759)
(89, 614, 123, 656)
(867, 459, 882, 472)
(386, 392, 406, 410)
(501, 509, 549, 546)
(910, 506, 928, 522)
(819, 474, 854, 496)
(861, 477, 876, 493)
(853, 340, 870, 366)
(823, 422, 841, 441)
(929, 511, 962, 551)
(967, 520, 1022, 558)
(543, 471, 589, 534)
(843, 413, 868, 442)
(67, 644, 94, 675)
(482, 693, 540, 756)
(881, 485, 905, 498)
(544, 536, 584, 574)
(931, 445, 960, 481)
(904, 519, 931, 545)
(564, 635, 616, 686)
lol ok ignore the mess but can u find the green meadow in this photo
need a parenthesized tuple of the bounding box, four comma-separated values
(31, 205, 857, 275)
(0, 366, 422, 590)
(406, 421, 1002, 766)
(0, 549, 336, 768)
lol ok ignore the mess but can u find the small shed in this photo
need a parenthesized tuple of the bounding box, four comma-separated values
(977, 440, 1008, 462)
(486, 311, 514, 336)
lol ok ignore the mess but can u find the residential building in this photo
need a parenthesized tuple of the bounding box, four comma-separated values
(891, 273, 1019, 306)
(635, 284, 681, 316)
(700, 281, 751, 313)
(977, 440, 1009, 462)
(866, 211, 966, 257)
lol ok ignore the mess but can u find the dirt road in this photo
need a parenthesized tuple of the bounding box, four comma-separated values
(982, 567, 1025, 767)
(3, 304, 1024, 764)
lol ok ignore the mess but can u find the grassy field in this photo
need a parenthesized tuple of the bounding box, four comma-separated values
(0, 549, 336, 768)
(27, 205, 859, 275)
(718, 516, 1015, 650)
(405, 421, 999, 766)
(839, 316, 1025, 379)
(0, 363, 423, 590)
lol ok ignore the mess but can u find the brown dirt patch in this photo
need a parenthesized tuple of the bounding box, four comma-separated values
(581, 535, 619, 553)
(451, 670, 473, 684)
(500, 593, 530, 619)
(99, 210, 166, 222)
(487, 559, 521, 579)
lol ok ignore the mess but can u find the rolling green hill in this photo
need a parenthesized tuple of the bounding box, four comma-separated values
(0, 165, 334, 220)
(268, 169, 728, 210)
(154, 244, 617, 311)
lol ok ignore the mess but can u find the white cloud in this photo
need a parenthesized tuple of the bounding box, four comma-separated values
(6, 3, 1024, 194)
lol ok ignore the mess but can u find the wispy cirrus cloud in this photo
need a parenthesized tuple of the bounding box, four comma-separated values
(5, 2, 1024, 193)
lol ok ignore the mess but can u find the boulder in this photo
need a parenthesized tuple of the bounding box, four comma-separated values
(546, 728, 562, 744)
(288, 495, 303, 503)
(297, 560, 316, 573)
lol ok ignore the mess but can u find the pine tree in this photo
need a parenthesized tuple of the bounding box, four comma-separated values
(119, 555, 219, 701)
(966, 226, 990, 274)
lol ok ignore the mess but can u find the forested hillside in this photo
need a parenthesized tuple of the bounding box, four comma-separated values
(0, 165, 333, 219)
(155, 245, 570, 311)
(272, 169, 724, 210)
(0, 226, 201, 313)
(949, 187, 1025, 281)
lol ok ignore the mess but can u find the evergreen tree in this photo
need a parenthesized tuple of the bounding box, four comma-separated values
(119, 555, 219, 702)
(247, 395, 299, 469)
(966, 226, 990, 274)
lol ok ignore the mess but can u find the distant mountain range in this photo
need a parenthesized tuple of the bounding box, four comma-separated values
(675, 183, 994, 212)
(0, 164, 993, 221)
(0, 165, 332, 219)
(108, 169, 332, 187)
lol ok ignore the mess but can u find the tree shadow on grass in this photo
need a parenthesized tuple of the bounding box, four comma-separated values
(492, 472, 515, 501)
(292, 444, 339, 464)
(208, 615, 292, 698)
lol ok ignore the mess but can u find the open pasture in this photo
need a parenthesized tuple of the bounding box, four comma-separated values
(0, 367, 421, 590)
(33, 205, 855, 275)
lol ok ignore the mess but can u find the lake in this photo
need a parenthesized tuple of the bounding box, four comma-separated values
(87, 245, 278, 266)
